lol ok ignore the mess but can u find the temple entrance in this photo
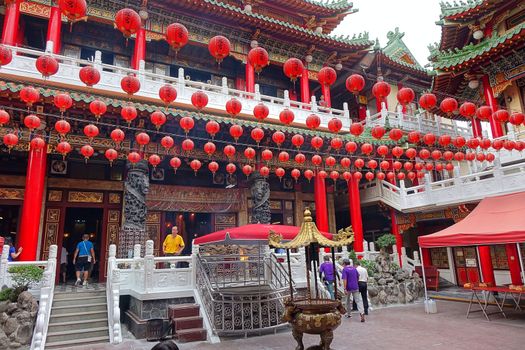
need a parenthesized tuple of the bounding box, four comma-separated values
(163, 212, 213, 255)
(453, 247, 481, 286)
(62, 208, 103, 282)
(0, 205, 20, 242)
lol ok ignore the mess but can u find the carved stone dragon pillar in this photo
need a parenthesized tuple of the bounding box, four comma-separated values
(249, 173, 271, 224)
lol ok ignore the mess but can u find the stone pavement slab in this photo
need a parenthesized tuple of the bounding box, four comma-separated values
(68, 300, 525, 350)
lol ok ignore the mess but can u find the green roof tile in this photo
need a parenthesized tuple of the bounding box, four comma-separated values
(439, 0, 485, 18)
(381, 28, 429, 73)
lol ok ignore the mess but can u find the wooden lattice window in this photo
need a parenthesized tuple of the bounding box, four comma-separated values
(430, 248, 449, 268)
(491, 245, 509, 270)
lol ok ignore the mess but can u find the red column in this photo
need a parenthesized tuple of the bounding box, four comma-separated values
(18, 145, 47, 261)
(348, 178, 363, 252)
(314, 173, 329, 232)
(234, 77, 245, 91)
(478, 246, 496, 286)
(421, 248, 432, 266)
(390, 208, 403, 266)
(46, 6, 62, 54)
(358, 105, 367, 121)
(505, 244, 523, 285)
(481, 75, 504, 138)
(245, 61, 255, 93)
(131, 27, 146, 70)
(472, 118, 483, 138)
(1, 0, 21, 46)
(321, 84, 331, 108)
(300, 64, 310, 104)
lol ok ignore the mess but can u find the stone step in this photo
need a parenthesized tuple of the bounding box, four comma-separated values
(51, 303, 107, 315)
(50, 310, 108, 323)
(47, 326, 109, 344)
(168, 304, 200, 319)
(54, 290, 106, 300)
(53, 295, 107, 307)
(175, 328, 207, 343)
(45, 335, 109, 350)
(48, 318, 108, 332)
(173, 316, 203, 331)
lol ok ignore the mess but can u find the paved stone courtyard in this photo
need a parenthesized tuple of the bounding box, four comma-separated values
(69, 300, 525, 350)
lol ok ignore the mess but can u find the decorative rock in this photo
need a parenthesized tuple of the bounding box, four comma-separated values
(0, 302, 9, 314)
(3, 318, 17, 335)
(6, 304, 16, 314)
(15, 323, 32, 345)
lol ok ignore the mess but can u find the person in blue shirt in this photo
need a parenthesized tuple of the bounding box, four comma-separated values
(4, 237, 22, 262)
(72, 234, 96, 286)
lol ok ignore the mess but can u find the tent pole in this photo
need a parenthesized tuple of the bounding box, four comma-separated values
(419, 247, 429, 301)
(516, 243, 525, 285)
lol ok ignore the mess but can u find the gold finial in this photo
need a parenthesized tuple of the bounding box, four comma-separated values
(303, 208, 312, 222)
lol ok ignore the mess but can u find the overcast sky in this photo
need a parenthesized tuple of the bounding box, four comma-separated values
(333, 0, 443, 66)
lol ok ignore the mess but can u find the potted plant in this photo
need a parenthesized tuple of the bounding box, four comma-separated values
(375, 234, 397, 254)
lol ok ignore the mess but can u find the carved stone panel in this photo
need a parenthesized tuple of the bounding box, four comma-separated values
(249, 173, 271, 224)
(41, 208, 61, 260)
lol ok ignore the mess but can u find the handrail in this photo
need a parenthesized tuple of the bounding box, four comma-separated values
(106, 244, 122, 344)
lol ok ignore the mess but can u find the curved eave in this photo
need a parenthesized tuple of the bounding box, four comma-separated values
(265, 0, 353, 16)
(379, 54, 431, 80)
(441, 0, 502, 21)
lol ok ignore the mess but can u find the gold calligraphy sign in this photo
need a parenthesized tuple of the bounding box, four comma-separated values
(68, 191, 103, 203)
(0, 188, 24, 200)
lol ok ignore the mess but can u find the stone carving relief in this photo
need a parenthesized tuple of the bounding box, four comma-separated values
(249, 173, 271, 224)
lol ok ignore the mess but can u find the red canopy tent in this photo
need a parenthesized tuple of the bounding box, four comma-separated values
(418, 192, 525, 248)
(194, 224, 333, 245)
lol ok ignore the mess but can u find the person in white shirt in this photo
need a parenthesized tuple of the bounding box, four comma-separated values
(355, 261, 369, 315)
(60, 246, 68, 283)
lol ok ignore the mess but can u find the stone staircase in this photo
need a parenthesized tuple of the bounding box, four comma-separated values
(45, 288, 109, 349)
(168, 304, 207, 343)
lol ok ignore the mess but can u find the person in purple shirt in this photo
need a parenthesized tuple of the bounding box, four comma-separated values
(319, 255, 335, 299)
(341, 258, 365, 322)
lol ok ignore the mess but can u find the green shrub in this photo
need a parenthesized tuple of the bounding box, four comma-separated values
(8, 265, 44, 290)
(376, 234, 397, 250)
(360, 259, 377, 277)
(0, 287, 13, 302)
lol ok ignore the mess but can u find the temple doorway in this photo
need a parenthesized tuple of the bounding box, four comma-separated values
(62, 208, 103, 282)
(163, 212, 213, 255)
(453, 247, 481, 286)
(0, 205, 20, 243)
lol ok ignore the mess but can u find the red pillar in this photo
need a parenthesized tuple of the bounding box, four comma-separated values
(18, 145, 47, 261)
(505, 244, 523, 285)
(314, 173, 329, 232)
(478, 246, 496, 286)
(348, 178, 363, 252)
(245, 61, 255, 93)
(421, 248, 432, 266)
(234, 77, 245, 91)
(300, 64, 310, 104)
(390, 208, 403, 266)
(481, 75, 504, 138)
(46, 6, 62, 54)
(472, 118, 483, 138)
(131, 27, 146, 70)
(358, 105, 367, 121)
(1, 0, 21, 46)
(321, 84, 331, 108)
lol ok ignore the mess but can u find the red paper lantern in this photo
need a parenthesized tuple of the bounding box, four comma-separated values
(493, 109, 509, 123)
(454, 136, 466, 148)
(439, 134, 452, 147)
(104, 148, 118, 165)
(251, 127, 264, 144)
(208, 161, 219, 174)
(205, 120, 220, 139)
(226, 98, 242, 117)
(58, 0, 87, 22)
(423, 133, 436, 146)
(291, 168, 301, 182)
(54, 119, 71, 136)
(223, 144, 236, 159)
(204, 142, 216, 157)
(476, 106, 492, 121)
(0, 110, 9, 126)
(377, 172, 386, 181)
(330, 170, 340, 182)
(407, 131, 421, 144)
(425, 162, 434, 171)
(89, 100, 107, 119)
(182, 139, 194, 152)
(392, 146, 403, 158)
(476, 153, 486, 162)
(275, 167, 285, 180)
(443, 151, 454, 161)
(0, 45, 12, 67)
(350, 122, 364, 136)
(365, 172, 375, 182)
(380, 160, 390, 171)
(272, 131, 285, 147)
(509, 112, 525, 126)
(190, 159, 202, 175)
(259, 166, 270, 177)
(318, 67, 337, 86)
(242, 164, 253, 178)
(261, 149, 273, 162)
(353, 171, 362, 181)
(354, 158, 365, 169)
(114, 8, 141, 38)
(371, 125, 386, 139)
(445, 163, 454, 172)
(208, 36, 230, 63)
(361, 143, 373, 155)
(248, 47, 269, 73)
(170, 157, 182, 173)
(165, 23, 189, 51)
(480, 138, 492, 150)
(229, 124, 243, 141)
(431, 150, 442, 160)
(24, 114, 41, 130)
(306, 114, 321, 130)
(311, 155, 322, 167)
(135, 132, 150, 146)
(397, 172, 406, 181)
(36, 55, 59, 78)
(466, 152, 475, 162)
(328, 118, 342, 133)
(343, 171, 352, 182)
(283, 58, 304, 81)
(278, 151, 290, 163)
(345, 141, 357, 154)
(435, 163, 444, 172)
(440, 98, 458, 115)
(459, 102, 476, 118)
(279, 109, 295, 125)
(110, 128, 125, 145)
(516, 141, 525, 152)
(295, 153, 306, 164)
(56, 141, 71, 158)
(318, 170, 328, 179)
(340, 157, 351, 168)
(304, 169, 314, 182)
(226, 163, 236, 175)
(397, 87, 415, 106)
(159, 84, 177, 104)
(192, 91, 208, 110)
(389, 128, 403, 141)
(80, 144, 94, 160)
(392, 161, 402, 171)
(325, 156, 336, 167)
(368, 159, 378, 170)
(486, 153, 496, 162)
(503, 140, 516, 151)
(419, 93, 437, 111)
(419, 149, 430, 160)
(454, 152, 465, 162)
(372, 81, 391, 99)
(53, 93, 73, 112)
(161, 136, 174, 150)
(377, 145, 389, 157)
(403, 162, 413, 172)
(467, 138, 480, 149)
(150, 111, 167, 130)
(121, 105, 138, 124)
(291, 134, 304, 149)
(311, 136, 324, 150)
(20, 86, 40, 106)
(405, 148, 417, 159)
(179, 116, 195, 134)
(244, 147, 256, 160)
(346, 74, 365, 94)
(492, 139, 503, 151)
(148, 154, 161, 168)
(121, 74, 140, 95)
(253, 103, 269, 120)
(330, 138, 343, 151)
(79, 65, 100, 87)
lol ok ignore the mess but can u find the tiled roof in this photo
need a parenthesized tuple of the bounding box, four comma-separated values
(381, 28, 429, 74)
(298, 0, 353, 11)
(439, 0, 487, 18)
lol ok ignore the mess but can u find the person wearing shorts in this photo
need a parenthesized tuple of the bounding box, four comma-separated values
(73, 234, 96, 286)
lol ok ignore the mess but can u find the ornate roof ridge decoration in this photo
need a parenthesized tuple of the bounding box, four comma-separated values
(429, 21, 525, 70)
(439, 0, 501, 20)
(380, 27, 428, 74)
